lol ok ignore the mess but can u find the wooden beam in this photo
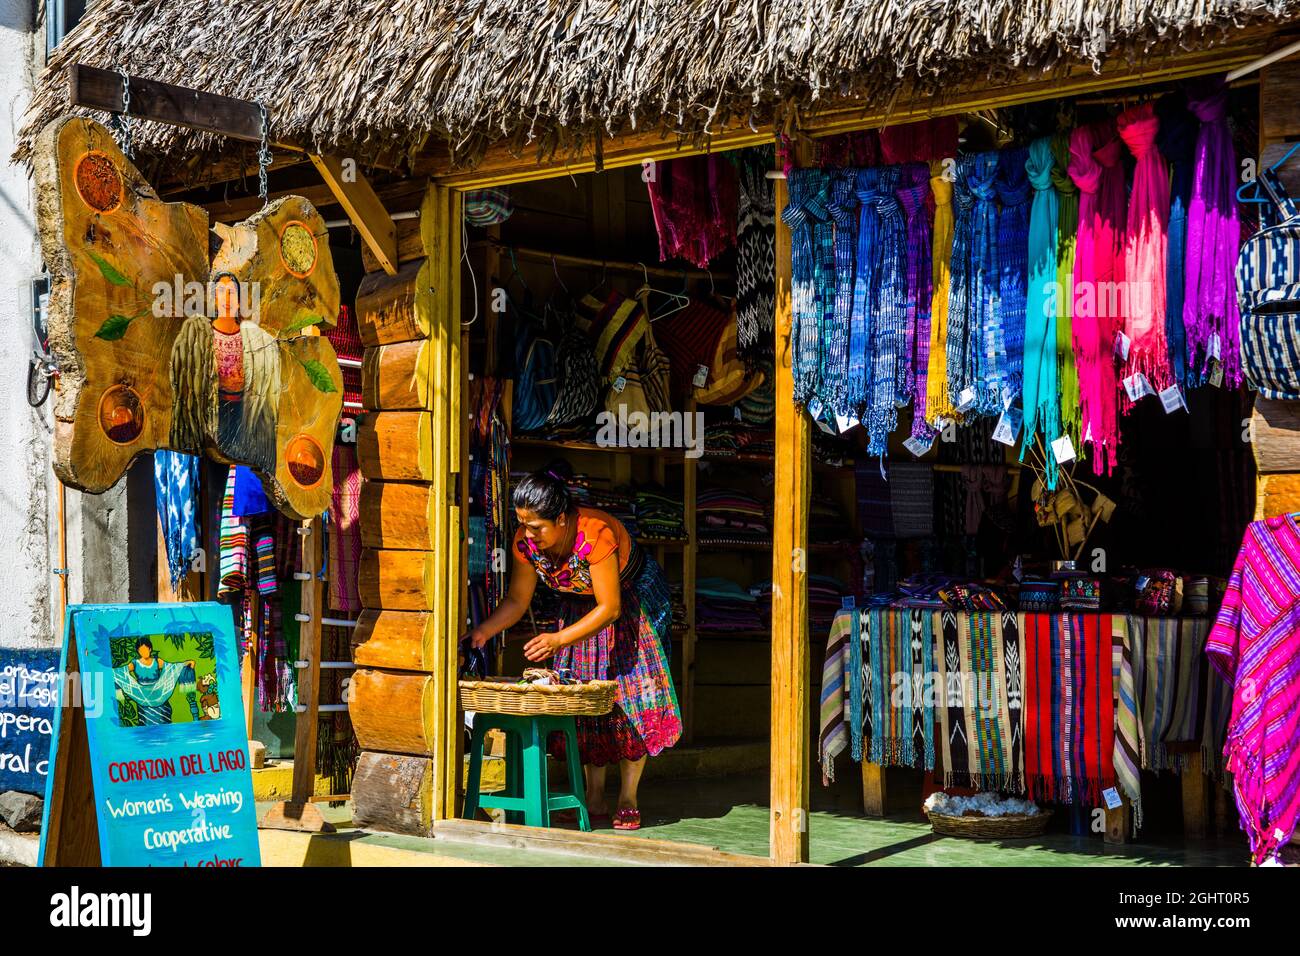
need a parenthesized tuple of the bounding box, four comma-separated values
(309, 153, 398, 275)
(769, 139, 812, 866)
(67, 64, 302, 150)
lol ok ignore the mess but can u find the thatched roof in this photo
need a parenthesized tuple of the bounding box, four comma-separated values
(17, 0, 1300, 171)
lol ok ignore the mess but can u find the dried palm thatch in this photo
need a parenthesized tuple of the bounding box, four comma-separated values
(15, 0, 1300, 172)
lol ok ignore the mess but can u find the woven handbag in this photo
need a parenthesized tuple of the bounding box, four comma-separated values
(1239, 167, 1300, 400)
(545, 316, 600, 428)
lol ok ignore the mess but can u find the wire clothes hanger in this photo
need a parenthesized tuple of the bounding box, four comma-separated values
(637, 262, 689, 322)
(1238, 141, 1300, 206)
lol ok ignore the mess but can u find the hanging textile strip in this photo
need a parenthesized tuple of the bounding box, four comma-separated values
(328, 443, 362, 613)
(153, 450, 199, 591)
(782, 170, 834, 407)
(1130, 616, 1202, 772)
(1201, 654, 1233, 783)
(645, 155, 738, 268)
(879, 116, 960, 166)
(910, 609, 937, 771)
(946, 152, 1003, 416)
(863, 166, 910, 455)
(1158, 92, 1197, 390)
(937, 610, 1021, 791)
(1110, 614, 1144, 830)
(897, 164, 934, 438)
(1117, 102, 1173, 401)
(824, 169, 860, 415)
(845, 168, 883, 414)
(1184, 75, 1243, 385)
(736, 146, 777, 365)
(253, 520, 276, 596)
(1022, 138, 1061, 486)
(819, 608, 854, 783)
(849, 607, 865, 762)
(925, 162, 957, 425)
(1022, 613, 1116, 806)
(218, 465, 247, 596)
(865, 608, 936, 768)
(1069, 121, 1124, 476)
(996, 147, 1032, 404)
(1049, 132, 1081, 445)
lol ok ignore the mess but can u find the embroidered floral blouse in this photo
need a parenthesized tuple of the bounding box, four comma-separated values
(513, 507, 630, 594)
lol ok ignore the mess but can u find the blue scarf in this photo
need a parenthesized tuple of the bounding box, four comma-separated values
(846, 168, 882, 414)
(825, 170, 860, 415)
(948, 152, 1003, 413)
(996, 148, 1032, 404)
(1158, 93, 1197, 389)
(857, 167, 909, 456)
(1022, 137, 1061, 487)
(782, 171, 834, 406)
(153, 450, 199, 590)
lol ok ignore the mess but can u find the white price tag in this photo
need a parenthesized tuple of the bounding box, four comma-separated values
(693, 364, 709, 388)
(902, 433, 934, 458)
(956, 387, 977, 412)
(807, 398, 836, 434)
(1209, 333, 1222, 361)
(1102, 787, 1123, 811)
(992, 406, 1023, 446)
(834, 412, 860, 434)
(1051, 434, 1077, 465)
(733, 405, 743, 421)
(612, 376, 626, 393)
(1123, 372, 1154, 403)
(1158, 384, 1185, 414)
(1114, 330, 1131, 362)
(1209, 360, 1224, 388)
(1002, 385, 1019, 411)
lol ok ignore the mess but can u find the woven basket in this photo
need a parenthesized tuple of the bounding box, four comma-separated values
(458, 677, 617, 716)
(927, 809, 1052, 840)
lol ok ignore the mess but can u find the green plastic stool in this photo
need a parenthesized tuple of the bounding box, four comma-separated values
(463, 712, 591, 831)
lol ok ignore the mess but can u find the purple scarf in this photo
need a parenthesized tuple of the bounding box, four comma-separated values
(896, 164, 934, 438)
(1183, 75, 1242, 386)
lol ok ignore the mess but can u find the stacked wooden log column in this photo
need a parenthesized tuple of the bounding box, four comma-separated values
(347, 184, 464, 835)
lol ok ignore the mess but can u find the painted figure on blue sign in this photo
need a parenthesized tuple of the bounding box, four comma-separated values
(113, 637, 201, 725)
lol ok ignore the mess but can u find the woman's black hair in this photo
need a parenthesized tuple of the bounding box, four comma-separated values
(136, 637, 154, 652)
(512, 460, 574, 522)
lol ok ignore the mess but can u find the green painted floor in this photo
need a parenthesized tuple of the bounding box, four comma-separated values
(617, 773, 1250, 867)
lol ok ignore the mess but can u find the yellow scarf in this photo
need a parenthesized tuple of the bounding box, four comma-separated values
(925, 162, 957, 425)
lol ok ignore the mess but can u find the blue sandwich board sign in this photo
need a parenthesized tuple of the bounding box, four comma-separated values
(38, 603, 260, 867)
(0, 648, 59, 795)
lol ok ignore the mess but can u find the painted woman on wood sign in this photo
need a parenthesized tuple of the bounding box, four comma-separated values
(112, 637, 200, 726)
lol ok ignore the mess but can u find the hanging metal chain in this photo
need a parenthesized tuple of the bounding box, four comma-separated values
(116, 66, 133, 159)
(257, 102, 273, 203)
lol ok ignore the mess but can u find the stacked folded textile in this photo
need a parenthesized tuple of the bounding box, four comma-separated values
(696, 576, 764, 632)
(1018, 579, 1062, 612)
(697, 488, 771, 545)
(937, 582, 1009, 612)
(750, 574, 849, 631)
(1059, 576, 1102, 611)
(633, 487, 687, 541)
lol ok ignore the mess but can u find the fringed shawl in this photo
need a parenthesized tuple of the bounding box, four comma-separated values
(645, 154, 737, 268)
(1050, 133, 1082, 445)
(925, 164, 958, 426)
(897, 164, 935, 439)
(1022, 137, 1060, 485)
(825, 169, 859, 414)
(947, 152, 1003, 415)
(782, 170, 833, 406)
(1069, 121, 1124, 476)
(1184, 75, 1243, 386)
(996, 148, 1032, 403)
(1117, 102, 1172, 399)
(735, 147, 777, 365)
(153, 450, 199, 591)
(859, 166, 910, 456)
(1158, 93, 1198, 390)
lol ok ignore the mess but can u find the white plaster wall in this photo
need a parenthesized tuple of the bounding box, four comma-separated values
(0, 4, 56, 649)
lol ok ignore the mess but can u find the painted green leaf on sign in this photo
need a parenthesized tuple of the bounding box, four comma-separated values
(94, 314, 133, 341)
(300, 358, 337, 393)
(284, 311, 324, 335)
(87, 251, 132, 287)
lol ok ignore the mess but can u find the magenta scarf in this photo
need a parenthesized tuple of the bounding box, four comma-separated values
(897, 164, 934, 437)
(1069, 121, 1125, 476)
(1184, 76, 1243, 385)
(1117, 102, 1172, 400)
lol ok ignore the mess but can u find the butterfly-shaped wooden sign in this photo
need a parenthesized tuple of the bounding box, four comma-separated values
(35, 116, 343, 519)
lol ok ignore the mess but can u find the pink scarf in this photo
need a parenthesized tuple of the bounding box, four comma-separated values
(1069, 121, 1125, 476)
(1184, 76, 1243, 385)
(1117, 102, 1172, 401)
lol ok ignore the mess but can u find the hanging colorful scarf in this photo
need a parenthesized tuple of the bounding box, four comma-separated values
(825, 169, 860, 415)
(879, 116, 960, 166)
(1022, 138, 1061, 485)
(1158, 93, 1198, 389)
(153, 450, 199, 591)
(859, 167, 910, 456)
(1117, 102, 1172, 400)
(925, 162, 957, 425)
(996, 147, 1032, 403)
(1184, 75, 1243, 385)
(936, 610, 1022, 792)
(1130, 616, 1204, 772)
(947, 152, 1003, 415)
(1050, 132, 1082, 445)
(845, 168, 882, 413)
(328, 444, 362, 613)
(897, 164, 934, 437)
(218, 466, 248, 596)
(1110, 614, 1144, 830)
(736, 146, 777, 365)
(1022, 613, 1116, 806)
(819, 608, 854, 783)
(645, 154, 738, 267)
(1069, 121, 1124, 476)
(781, 170, 833, 406)
(864, 608, 935, 768)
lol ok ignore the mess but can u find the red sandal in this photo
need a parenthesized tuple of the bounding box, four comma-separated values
(613, 808, 641, 831)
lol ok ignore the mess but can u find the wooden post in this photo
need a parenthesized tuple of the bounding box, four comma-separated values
(1182, 751, 1210, 839)
(770, 147, 812, 866)
(861, 763, 888, 817)
(1104, 799, 1133, 844)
